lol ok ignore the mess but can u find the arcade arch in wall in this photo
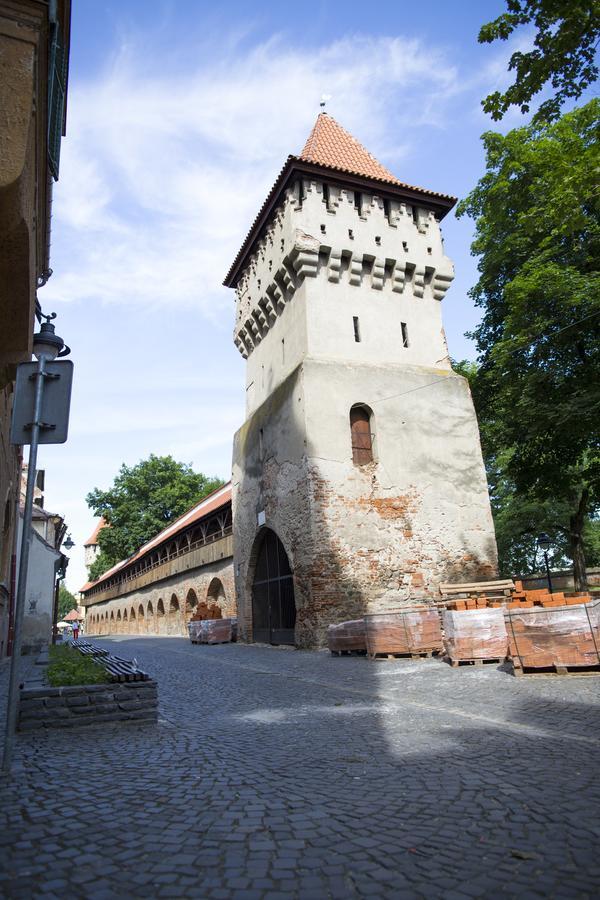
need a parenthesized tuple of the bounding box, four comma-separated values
(84, 559, 235, 638)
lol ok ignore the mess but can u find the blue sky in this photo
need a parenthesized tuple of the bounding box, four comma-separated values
(39, 0, 535, 590)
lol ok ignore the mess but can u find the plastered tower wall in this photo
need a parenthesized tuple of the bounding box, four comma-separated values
(235, 178, 454, 414)
(230, 122, 497, 647)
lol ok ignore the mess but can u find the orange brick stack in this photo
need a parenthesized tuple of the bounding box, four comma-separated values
(442, 608, 508, 662)
(445, 580, 594, 611)
(506, 600, 600, 671)
(446, 597, 492, 610)
(364, 608, 443, 658)
(327, 619, 367, 654)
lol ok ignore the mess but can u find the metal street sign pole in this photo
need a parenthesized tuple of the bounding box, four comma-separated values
(2, 355, 48, 774)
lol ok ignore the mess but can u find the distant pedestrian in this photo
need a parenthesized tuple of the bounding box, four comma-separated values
(72, 620, 79, 641)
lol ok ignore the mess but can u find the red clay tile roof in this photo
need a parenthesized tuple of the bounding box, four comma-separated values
(63, 609, 83, 621)
(223, 113, 456, 288)
(300, 113, 401, 184)
(80, 483, 232, 594)
(84, 518, 107, 547)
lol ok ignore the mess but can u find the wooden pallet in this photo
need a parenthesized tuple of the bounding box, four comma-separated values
(368, 648, 441, 661)
(330, 649, 367, 657)
(445, 656, 506, 668)
(512, 662, 600, 677)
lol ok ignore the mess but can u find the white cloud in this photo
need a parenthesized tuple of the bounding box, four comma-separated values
(45, 34, 461, 316)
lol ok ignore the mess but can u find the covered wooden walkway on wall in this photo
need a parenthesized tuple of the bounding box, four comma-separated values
(80, 484, 235, 637)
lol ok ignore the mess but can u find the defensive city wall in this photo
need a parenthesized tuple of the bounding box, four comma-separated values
(81, 485, 235, 637)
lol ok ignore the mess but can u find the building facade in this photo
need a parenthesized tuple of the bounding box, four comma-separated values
(0, 0, 71, 658)
(16, 504, 66, 653)
(81, 485, 235, 636)
(227, 113, 498, 648)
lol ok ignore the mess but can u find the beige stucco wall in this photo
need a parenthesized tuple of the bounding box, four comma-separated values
(15, 518, 60, 654)
(234, 177, 455, 416)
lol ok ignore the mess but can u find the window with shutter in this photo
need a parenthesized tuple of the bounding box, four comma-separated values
(350, 406, 374, 465)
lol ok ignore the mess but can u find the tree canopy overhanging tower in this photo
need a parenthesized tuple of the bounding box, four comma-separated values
(225, 113, 498, 648)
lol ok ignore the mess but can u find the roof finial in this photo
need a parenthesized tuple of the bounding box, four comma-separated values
(320, 93, 331, 112)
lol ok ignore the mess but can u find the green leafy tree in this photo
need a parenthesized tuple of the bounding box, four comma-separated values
(454, 360, 600, 578)
(456, 101, 600, 589)
(86, 455, 224, 580)
(57, 583, 78, 620)
(479, 0, 600, 123)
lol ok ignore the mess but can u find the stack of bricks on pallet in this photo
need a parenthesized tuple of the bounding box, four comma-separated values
(442, 607, 508, 662)
(446, 581, 594, 610)
(327, 619, 367, 654)
(506, 600, 600, 670)
(199, 617, 234, 644)
(364, 609, 443, 657)
(188, 618, 236, 644)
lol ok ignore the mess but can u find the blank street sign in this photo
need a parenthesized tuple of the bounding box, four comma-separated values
(10, 360, 74, 446)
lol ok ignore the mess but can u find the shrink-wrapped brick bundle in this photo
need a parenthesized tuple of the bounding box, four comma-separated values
(443, 607, 508, 661)
(188, 621, 203, 643)
(365, 608, 443, 658)
(327, 619, 367, 654)
(200, 618, 233, 644)
(506, 601, 600, 670)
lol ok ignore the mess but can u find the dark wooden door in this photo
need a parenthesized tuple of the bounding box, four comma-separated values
(350, 406, 373, 465)
(252, 530, 295, 645)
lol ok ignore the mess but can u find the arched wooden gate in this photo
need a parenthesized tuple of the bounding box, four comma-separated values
(252, 529, 295, 645)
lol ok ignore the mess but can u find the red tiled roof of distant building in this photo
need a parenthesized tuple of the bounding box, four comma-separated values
(84, 517, 107, 547)
(63, 609, 83, 621)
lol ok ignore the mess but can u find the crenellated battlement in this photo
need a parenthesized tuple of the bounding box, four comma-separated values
(233, 177, 454, 358)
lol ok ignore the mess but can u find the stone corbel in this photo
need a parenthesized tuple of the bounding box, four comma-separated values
(413, 266, 426, 298)
(278, 266, 295, 296)
(392, 260, 406, 293)
(291, 248, 319, 280)
(234, 335, 249, 359)
(247, 318, 261, 344)
(432, 267, 455, 301)
(268, 283, 286, 314)
(328, 249, 342, 283)
(349, 253, 363, 286)
(371, 257, 385, 290)
(253, 308, 268, 336)
(259, 297, 277, 326)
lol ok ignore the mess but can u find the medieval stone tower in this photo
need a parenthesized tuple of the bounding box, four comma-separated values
(225, 113, 497, 648)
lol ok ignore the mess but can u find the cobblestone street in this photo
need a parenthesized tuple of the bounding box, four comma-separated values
(1, 638, 599, 899)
